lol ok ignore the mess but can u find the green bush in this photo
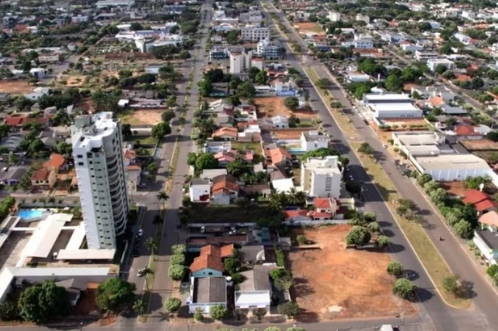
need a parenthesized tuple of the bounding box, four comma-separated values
(164, 297, 181, 313)
(275, 248, 285, 267)
(170, 253, 185, 265)
(296, 235, 307, 245)
(210, 304, 227, 320)
(171, 244, 186, 255)
(487, 264, 498, 278)
(168, 265, 185, 281)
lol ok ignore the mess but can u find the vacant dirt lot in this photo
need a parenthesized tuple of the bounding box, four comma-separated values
(460, 139, 498, 151)
(441, 181, 498, 197)
(256, 97, 317, 119)
(289, 226, 416, 322)
(296, 22, 325, 35)
(118, 110, 162, 125)
(0, 80, 33, 94)
(270, 129, 310, 139)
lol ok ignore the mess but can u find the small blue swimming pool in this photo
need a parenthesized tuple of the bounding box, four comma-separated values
(18, 209, 43, 220)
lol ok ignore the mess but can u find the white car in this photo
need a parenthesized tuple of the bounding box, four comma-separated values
(137, 229, 143, 236)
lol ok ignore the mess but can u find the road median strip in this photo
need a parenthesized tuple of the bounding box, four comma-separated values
(350, 142, 471, 309)
(303, 67, 357, 135)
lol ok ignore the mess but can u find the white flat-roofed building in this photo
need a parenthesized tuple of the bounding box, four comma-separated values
(301, 130, 329, 152)
(392, 131, 445, 157)
(363, 93, 422, 118)
(413, 154, 491, 181)
(71, 112, 129, 250)
(301, 156, 342, 198)
(241, 26, 269, 41)
(96, 0, 134, 7)
(427, 58, 455, 72)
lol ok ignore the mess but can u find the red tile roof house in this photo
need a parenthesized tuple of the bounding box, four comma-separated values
(463, 189, 497, 216)
(212, 127, 238, 141)
(211, 175, 240, 205)
(4, 116, 26, 132)
(214, 149, 254, 167)
(189, 244, 234, 278)
(454, 125, 483, 140)
(283, 198, 340, 225)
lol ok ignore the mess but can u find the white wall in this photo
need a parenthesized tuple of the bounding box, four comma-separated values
(423, 168, 491, 181)
(189, 184, 211, 202)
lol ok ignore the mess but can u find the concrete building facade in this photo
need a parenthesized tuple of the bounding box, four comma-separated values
(71, 112, 129, 250)
(301, 156, 342, 198)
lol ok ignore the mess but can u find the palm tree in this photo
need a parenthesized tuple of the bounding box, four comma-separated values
(157, 192, 169, 209)
(142, 267, 154, 290)
(145, 238, 159, 255)
(286, 188, 300, 206)
(268, 192, 283, 212)
(133, 299, 147, 316)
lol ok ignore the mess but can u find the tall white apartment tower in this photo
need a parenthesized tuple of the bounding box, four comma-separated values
(71, 112, 129, 249)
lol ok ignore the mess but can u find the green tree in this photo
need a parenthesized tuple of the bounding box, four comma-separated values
(277, 302, 300, 317)
(224, 257, 241, 274)
(416, 173, 433, 186)
(164, 297, 182, 313)
(302, 147, 339, 160)
(345, 226, 371, 247)
(375, 235, 389, 248)
(435, 64, 447, 75)
(194, 307, 204, 321)
(487, 265, 498, 277)
(145, 237, 159, 254)
(387, 261, 404, 277)
(274, 274, 294, 291)
(0, 300, 19, 321)
(357, 142, 374, 155)
(454, 220, 473, 239)
(385, 75, 403, 91)
(284, 97, 299, 110)
(151, 122, 171, 142)
(162, 110, 175, 123)
(133, 299, 146, 316)
(210, 304, 227, 320)
(168, 264, 185, 280)
(315, 78, 330, 89)
(237, 81, 256, 98)
(296, 234, 308, 245)
(95, 278, 136, 313)
(472, 77, 484, 89)
(195, 153, 219, 170)
(198, 79, 213, 97)
(255, 70, 268, 84)
(179, 50, 191, 61)
(429, 188, 447, 204)
(18, 281, 69, 323)
(170, 253, 186, 265)
(367, 222, 381, 233)
(171, 244, 186, 255)
(392, 278, 415, 299)
(442, 275, 463, 297)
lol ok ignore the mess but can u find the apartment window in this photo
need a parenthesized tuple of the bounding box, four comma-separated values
(78, 162, 84, 166)
(77, 155, 83, 158)
(89, 161, 93, 165)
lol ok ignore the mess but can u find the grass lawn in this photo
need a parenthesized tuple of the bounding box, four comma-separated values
(188, 205, 271, 223)
(304, 67, 357, 135)
(124, 135, 158, 146)
(350, 142, 471, 309)
(231, 141, 263, 154)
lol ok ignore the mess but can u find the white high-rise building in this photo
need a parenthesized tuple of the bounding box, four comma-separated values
(301, 156, 342, 198)
(230, 52, 244, 74)
(71, 112, 129, 250)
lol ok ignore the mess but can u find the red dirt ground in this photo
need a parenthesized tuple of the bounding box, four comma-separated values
(296, 22, 325, 35)
(460, 139, 498, 151)
(289, 226, 417, 322)
(0, 80, 34, 94)
(256, 97, 318, 119)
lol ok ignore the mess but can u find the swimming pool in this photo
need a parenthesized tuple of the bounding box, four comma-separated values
(18, 209, 43, 220)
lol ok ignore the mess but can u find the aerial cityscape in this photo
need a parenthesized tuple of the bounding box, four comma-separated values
(1, 0, 498, 330)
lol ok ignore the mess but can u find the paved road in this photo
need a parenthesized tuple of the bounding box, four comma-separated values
(262, 1, 497, 331)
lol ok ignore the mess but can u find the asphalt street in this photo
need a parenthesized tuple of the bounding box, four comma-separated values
(262, 1, 497, 330)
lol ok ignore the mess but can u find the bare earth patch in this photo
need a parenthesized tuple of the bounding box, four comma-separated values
(118, 110, 163, 126)
(0, 80, 33, 94)
(256, 97, 317, 119)
(296, 22, 325, 35)
(270, 129, 310, 139)
(460, 139, 498, 151)
(289, 226, 417, 322)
